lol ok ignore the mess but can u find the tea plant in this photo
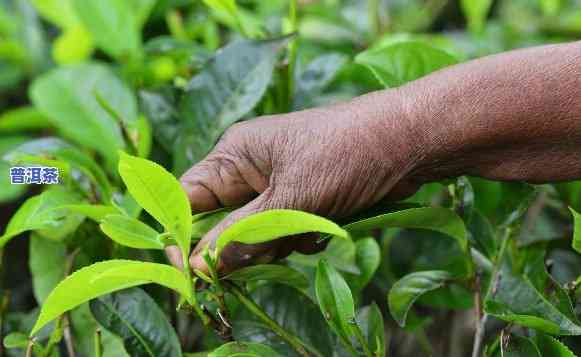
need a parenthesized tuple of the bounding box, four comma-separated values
(1, 0, 581, 356)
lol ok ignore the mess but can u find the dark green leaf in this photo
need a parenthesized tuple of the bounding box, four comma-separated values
(315, 259, 356, 343)
(348, 237, 381, 293)
(534, 334, 576, 357)
(2, 332, 28, 349)
(357, 304, 385, 357)
(388, 270, 452, 327)
(570, 208, 581, 254)
(502, 334, 541, 357)
(90, 288, 181, 357)
(210, 342, 283, 357)
(223, 264, 308, 290)
(176, 37, 290, 173)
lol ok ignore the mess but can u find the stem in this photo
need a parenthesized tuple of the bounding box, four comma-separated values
(63, 315, 76, 357)
(0, 291, 9, 357)
(353, 324, 373, 357)
(228, 284, 313, 357)
(416, 327, 433, 356)
(25, 339, 34, 357)
(368, 0, 380, 38)
(94, 329, 102, 357)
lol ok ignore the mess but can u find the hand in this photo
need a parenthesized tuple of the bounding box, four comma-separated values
(165, 90, 424, 274)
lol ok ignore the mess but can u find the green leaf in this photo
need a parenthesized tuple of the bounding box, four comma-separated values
(57, 204, 121, 222)
(29, 234, 66, 304)
(570, 208, 581, 254)
(534, 334, 576, 357)
(216, 209, 349, 256)
(30, 64, 136, 165)
(100, 215, 164, 250)
(70, 305, 129, 357)
(90, 288, 181, 357)
(485, 263, 581, 335)
(176, 37, 290, 173)
(71, 0, 150, 59)
(288, 236, 360, 274)
(31, 260, 191, 335)
(0, 106, 51, 133)
(31, 0, 80, 28)
(355, 41, 458, 87)
(502, 334, 541, 357)
(0, 187, 81, 248)
(223, 264, 308, 290)
(357, 304, 386, 357)
(348, 237, 381, 293)
(118, 152, 192, 256)
(203, 0, 238, 15)
(315, 259, 356, 344)
(344, 207, 468, 253)
(460, 0, 493, 34)
(232, 284, 333, 357)
(210, 342, 283, 357)
(388, 270, 452, 327)
(52, 25, 94, 65)
(191, 208, 231, 241)
(3, 332, 28, 349)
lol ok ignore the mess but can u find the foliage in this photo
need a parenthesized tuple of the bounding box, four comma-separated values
(1, 0, 581, 356)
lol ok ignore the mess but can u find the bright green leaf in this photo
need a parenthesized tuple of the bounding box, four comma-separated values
(31, 260, 191, 335)
(52, 25, 94, 64)
(388, 270, 452, 327)
(348, 237, 381, 293)
(191, 208, 231, 241)
(90, 288, 181, 357)
(118, 152, 192, 256)
(216, 209, 349, 256)
(355, 41, 458, 87)
(223, 264, 309, 290)
(31, 0, 80, 28)
(2, 332, 28, 349)
(460, 0, 493, 34)
(57, 205, 121, 222)
(315, 259, 356, 344)
(100, 214, 163, 250)
(0, 106, 51, 133)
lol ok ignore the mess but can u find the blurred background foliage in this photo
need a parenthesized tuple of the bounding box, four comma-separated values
(1, 0, 581, 356)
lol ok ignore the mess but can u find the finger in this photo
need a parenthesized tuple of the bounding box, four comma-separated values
(190, 192, 280, 274)
(180, 156, 259, 213)
(165, 246, 184, 269)
(384, 180, 421, 201)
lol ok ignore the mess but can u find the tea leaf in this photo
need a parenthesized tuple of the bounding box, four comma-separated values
(71, 0, 154, 59)
(57, 204, 121, 222)
(118, 152, 192, 256)
(210, 341, 283, 357)
(0, 106, 51, 133)
(100, 215, 163, 250)
(357, 304, 386, 357)
(355, 41, 458, 87)
(191, 208, 231, 241)
(31, 260, 190, 335)
(501, 335, 541, 357)
(344, 207, 468, 253)
(534, 334, 576, 357)
(0, 187, 81, 248)
(388, 270, 452, 327)
(2, 332, 28, 349)
(348, 237, 381, 293)
(315, 259, 356, 344)
(29, 234, 66, 303)
(216, 209, 348, 256)
(90, 288, 181, 357)
(30, 64, 136, 165)
(569, 208, 581, 254)
(232, 284, 333, 357)
(176, 37, 290, 173)
(223, 264, 309, 290)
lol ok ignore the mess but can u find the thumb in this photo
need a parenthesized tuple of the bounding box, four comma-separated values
(189, 190, 280, 274)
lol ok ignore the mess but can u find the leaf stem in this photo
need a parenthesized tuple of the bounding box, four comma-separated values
(368, 0, 381, 38)
(25, 339, 34, 357)
(94, 329, 102, 357)
(227, 283, 313, 357)
(0, 291, 9, 357)
(287, 0, 299, 110)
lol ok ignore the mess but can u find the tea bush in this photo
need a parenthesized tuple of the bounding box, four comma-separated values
(1, 0, 581, 356)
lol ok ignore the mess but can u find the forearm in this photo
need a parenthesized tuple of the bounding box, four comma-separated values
(396, 41, 581, 183)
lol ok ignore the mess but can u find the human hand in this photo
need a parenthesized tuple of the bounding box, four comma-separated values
(166, 91, 424, 273)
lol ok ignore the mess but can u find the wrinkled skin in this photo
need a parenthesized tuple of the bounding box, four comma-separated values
(167, 40, 581, 273)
